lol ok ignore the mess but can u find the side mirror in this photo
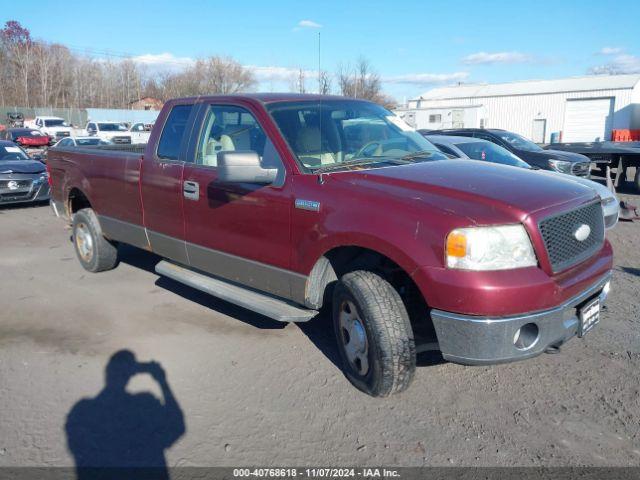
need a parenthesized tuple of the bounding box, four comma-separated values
(31, 154, 43, 162)
(217, 151, 277, 184)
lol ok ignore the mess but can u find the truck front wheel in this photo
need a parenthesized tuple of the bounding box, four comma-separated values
(72, 208, 119, 272)
(332, 270, 416, 397)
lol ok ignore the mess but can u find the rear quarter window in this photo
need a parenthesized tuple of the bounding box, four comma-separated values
(157, 105, 194, 160)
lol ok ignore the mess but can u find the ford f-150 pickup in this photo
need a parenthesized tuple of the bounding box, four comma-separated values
(47, 94, 613, 397)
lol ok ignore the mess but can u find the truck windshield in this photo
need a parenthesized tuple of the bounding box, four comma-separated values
(268, 100, 447, 171)
(45, 119, 68, 127)
(0, 145, 30, 160)
(492, 131, 544, 152)
(98, 123, 127, 132)
(456, 141, 532, 168)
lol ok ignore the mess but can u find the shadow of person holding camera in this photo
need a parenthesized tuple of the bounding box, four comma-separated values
(65, 350, 185, 480)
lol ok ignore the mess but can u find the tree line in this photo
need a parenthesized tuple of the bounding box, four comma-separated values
(0, 20, 395, 110)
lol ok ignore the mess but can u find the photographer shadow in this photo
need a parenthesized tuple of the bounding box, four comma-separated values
(65, 350, 185, 480)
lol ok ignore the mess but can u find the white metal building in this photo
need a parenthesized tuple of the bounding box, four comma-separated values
(396, 74, 640, 143)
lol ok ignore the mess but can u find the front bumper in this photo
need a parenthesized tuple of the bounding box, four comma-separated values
(0, 179, 50, 205)
(430, 272, 611, 365)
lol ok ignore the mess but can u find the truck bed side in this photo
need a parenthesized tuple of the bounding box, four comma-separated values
(48, 145, 146, 245)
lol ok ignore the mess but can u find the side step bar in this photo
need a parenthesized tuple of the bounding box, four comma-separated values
(155, 260, 318, 323)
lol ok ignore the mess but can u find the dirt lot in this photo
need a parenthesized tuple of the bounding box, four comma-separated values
(0, 190, 639, 468)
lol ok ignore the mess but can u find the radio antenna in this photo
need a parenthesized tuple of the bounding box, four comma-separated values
(317, 32, 321, 93)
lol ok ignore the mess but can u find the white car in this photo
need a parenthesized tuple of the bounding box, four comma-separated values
(128, 122, 153, 144)
(427, 134, 619, 229)
(54, 136, 112, 148)
(26, 116, 72, 143)
(85, 121, 132, 144)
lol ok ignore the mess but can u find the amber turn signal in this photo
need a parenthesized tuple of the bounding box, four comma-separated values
(446, 231, 467, 258)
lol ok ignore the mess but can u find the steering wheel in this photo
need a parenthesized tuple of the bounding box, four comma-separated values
(353, 141, 382, 159)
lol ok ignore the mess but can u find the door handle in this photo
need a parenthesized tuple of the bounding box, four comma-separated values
(183, 181, 199, 200)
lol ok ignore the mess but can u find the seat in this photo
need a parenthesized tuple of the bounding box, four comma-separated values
(294, 126, 336, 167)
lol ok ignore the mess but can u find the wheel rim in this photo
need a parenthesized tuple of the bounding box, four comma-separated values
(338, 300, 369, 376)
(75, 222, 94, 262)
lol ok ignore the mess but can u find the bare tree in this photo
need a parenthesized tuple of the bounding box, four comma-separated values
(318, 70, 332, 95)
(337, 57, 383, 102)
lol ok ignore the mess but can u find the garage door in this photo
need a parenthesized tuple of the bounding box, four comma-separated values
(563, 97, 614, 142)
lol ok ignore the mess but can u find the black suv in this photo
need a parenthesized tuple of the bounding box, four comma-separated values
(419, 128, 591, 177)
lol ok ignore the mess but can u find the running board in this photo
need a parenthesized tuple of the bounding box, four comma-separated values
(155, 260, 318, 322)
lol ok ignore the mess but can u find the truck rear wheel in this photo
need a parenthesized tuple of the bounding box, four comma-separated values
(332, 270, 416, 397)
(634, 168, 640, 193)
(72, 208, 119, 272)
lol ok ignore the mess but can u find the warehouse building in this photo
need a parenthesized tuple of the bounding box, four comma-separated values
(396, 73, 640, 143)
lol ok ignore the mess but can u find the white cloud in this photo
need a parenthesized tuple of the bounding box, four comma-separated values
(462, 51, 532, 65)
(589, 53, 640, 75)
(297, 19, 322, 29)
(599, 46, 623, 55)
(383, 72, 470, 85)
(246, 65, 317, 82)
(131, 52, 195, 73)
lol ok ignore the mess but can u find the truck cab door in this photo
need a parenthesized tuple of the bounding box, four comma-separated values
(181, 103, 295, 300)
(140, 103, 197, 264)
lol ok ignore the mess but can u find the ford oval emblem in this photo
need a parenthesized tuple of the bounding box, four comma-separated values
(574, 224, 591, 242)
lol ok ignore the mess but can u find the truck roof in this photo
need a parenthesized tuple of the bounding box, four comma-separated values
(167, 93, 362, 105)
(36, 116, 65, 120)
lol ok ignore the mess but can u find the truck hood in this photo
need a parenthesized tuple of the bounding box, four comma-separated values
(0, 160, 46, 174)
(46, 127, 72, 133)
(331, 159, 596, 222)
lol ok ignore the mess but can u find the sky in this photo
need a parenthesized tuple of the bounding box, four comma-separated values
(4, 0, 640, 101)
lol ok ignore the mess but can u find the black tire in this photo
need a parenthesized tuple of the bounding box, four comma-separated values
(72, 208, 119, 272)
(332, 270, 416, 397)
(634, 168, 640, 193)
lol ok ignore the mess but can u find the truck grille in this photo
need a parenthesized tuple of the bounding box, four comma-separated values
(55, 131, 70, 138)
(539, 201, 604, 273)
(112, 136, 131, 144)
(571, 162, 591, 177)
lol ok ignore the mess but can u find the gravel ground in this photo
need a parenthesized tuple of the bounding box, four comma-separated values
(0, 190, 638, 468)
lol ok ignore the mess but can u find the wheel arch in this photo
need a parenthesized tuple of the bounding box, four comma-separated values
(67, 187, 93, 216)
(304, 244, 430, 325)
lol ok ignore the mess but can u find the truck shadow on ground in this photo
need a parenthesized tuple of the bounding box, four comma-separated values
(619, 266, 640, 277)
(65, 349, 185, 480)
(118, 245, 445, 373)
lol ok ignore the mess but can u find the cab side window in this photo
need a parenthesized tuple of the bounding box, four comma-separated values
(196, 105, 282, 171)
(157, 104, 194, 161)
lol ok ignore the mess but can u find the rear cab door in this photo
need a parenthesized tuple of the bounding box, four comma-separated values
(140, 101, 198, 264)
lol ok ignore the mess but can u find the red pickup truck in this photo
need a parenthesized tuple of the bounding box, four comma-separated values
(48, 94, 613, 397)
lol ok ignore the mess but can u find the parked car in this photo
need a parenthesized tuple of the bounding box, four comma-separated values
(427, 134, 619, 229)
(0, 128, 51, 148)
(128, 122, 153, 144)
(0, 141, 50, 206)
(25, 116, 72, 144)
(54, 136, 112, 148)
(85, 121, 132, 144)
(420, 128, 592, 177)
(48, 94, 612, 397)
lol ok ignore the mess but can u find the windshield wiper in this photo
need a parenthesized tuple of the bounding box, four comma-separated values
(311, 158, 394, 173)
(401, 150, 434, 161)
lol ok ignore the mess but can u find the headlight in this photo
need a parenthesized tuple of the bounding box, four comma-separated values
(548, 159, 573, 174)
(601, 196, 617, 207)
(446, 225, 537, 270)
